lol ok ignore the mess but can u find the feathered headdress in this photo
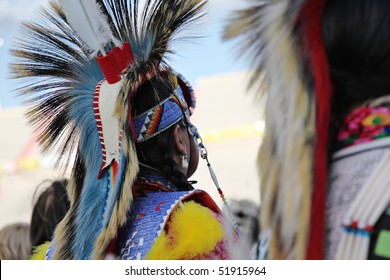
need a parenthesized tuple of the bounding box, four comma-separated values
(11, 0, 206, 259)
(224, 0, 332, 259)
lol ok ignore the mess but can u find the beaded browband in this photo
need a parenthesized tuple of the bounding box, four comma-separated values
(133, 71, 196, 143)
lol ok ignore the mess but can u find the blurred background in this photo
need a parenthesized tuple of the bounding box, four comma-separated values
(0, 0, 263, 231)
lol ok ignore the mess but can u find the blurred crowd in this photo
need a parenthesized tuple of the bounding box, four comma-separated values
(0, 178, 260, 260)
(0, 179, 70, 260)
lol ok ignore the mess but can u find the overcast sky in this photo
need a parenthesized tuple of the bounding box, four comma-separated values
(0, 0, 249, 108)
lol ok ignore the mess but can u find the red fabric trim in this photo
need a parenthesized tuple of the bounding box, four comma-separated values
(161, 190, 222, 237)
(299, 0, 332, 260)
(97, 52, 121, 84)
(132, 181, 176, 198)
(182, 191, 222, 215)
(106, 238, 118, 257)
(94, 80, 108, 179)
(113, 42, 134, 72)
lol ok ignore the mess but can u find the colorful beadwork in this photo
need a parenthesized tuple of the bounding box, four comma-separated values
(133, 86, 189, 143)
(117, 189, 221, 260)
(118, 191, 192, 260)
(337, 106, 390, 149)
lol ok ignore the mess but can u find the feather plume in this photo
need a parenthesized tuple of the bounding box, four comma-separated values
(11, 2, 101, 171)
(58, 0, 116, 57)
(97, 0, 208, 121)
(224, 0, 316, 259)
(11, 0, 207, 259)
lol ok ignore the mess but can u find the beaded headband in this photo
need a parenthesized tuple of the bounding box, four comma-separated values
(133, 87, 188, 142)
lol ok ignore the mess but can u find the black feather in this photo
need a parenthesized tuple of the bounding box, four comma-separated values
(10, 0, 208, 260)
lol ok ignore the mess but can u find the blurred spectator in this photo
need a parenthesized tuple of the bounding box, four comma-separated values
(229, 199, 260, 259)
(30, 179, 70, 250)
(0, 223, 31, 260)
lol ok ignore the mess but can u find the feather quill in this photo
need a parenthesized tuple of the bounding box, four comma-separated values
(58, 0, 115, 57)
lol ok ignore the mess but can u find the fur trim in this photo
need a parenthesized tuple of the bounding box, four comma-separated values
(29, 242, 51, 260)
(145, 201, 224, 260)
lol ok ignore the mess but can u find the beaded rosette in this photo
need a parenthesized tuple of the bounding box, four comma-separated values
(337, 106, 390, 149)
(327, 104, 390, 259)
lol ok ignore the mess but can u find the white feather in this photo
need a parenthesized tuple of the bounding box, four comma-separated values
(58, 0, 116, 57)
(258, 0, 315, 259)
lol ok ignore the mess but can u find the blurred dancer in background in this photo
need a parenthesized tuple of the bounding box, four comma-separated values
(0, 223, 31, 260)
(30, 179, 70, 259)
(229, 199, 260, 259)
(225, 0, 390, 259)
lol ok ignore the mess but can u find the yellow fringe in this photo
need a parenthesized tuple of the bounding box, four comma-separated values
(145, 201, 223, 260)
(29, 242, 50, 260)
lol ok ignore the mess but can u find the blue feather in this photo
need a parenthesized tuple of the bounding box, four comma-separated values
(67, 61, 109, 259)
(103, 152, 125, 227)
